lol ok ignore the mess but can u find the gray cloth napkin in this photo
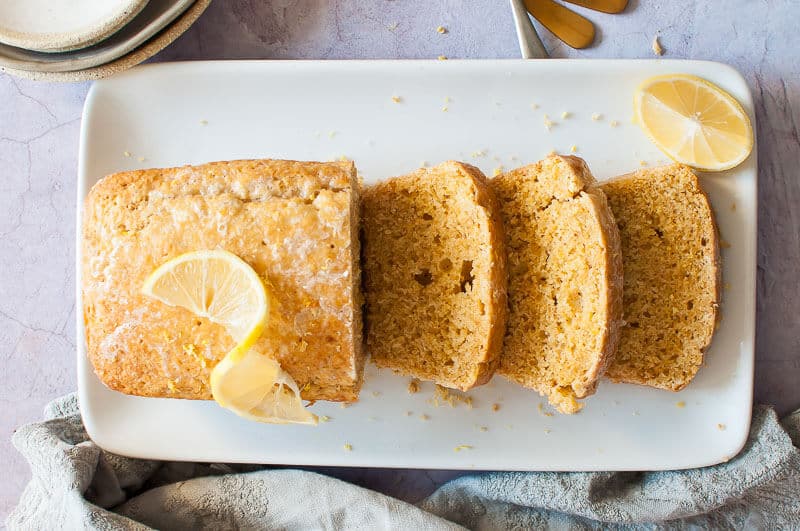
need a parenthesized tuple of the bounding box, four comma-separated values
(7, 394, 800, 530)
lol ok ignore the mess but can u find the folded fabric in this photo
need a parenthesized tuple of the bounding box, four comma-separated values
(7, 393, 800, 530)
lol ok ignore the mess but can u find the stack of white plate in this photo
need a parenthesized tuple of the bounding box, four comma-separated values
(0, 0, 210, 81)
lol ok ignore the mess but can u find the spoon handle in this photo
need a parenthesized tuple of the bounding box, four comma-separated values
(523, 0, 596, 49)
(562, 0, 628, 14)
(509, 0, 549, 58)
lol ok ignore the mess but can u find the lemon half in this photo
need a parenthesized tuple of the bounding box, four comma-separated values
(142, 250, 317, 425)
(634, 74, 753, 171)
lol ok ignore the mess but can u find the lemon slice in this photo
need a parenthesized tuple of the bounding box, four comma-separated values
(210, 348, 318, 425)
(141, 249, 268, 352)
(634, 74, 753, 171)
(142, 250, 316, 425)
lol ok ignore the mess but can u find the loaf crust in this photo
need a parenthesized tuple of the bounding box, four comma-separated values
(492, 155, 624, 413)
(602, 164, 720, 391)
(362, 161, 508, 391)
(82, 159, 364, 401)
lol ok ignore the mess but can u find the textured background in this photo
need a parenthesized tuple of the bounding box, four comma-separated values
(2, 0, 799, 520)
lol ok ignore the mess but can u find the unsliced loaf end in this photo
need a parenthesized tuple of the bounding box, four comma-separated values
(492, 155, 623, 414)
(602, 164, 720, 391)
(362, 161, 507, 391)
(82, 159, 364, 402)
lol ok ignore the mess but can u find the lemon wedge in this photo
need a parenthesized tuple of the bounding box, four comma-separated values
(634, 74, 753, 171)
(142, 250, 316, 425)
(210, 347, 318, 425)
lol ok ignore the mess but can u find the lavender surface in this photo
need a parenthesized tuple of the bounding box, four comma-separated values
(2, 0, 798, 519)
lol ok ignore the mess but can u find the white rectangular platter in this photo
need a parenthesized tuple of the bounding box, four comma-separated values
(78, 60, 756, 471)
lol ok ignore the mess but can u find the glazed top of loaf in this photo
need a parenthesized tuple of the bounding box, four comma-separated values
(82, 159, 363, 402)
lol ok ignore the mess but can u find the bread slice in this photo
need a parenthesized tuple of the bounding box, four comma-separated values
(492, 156, 623, 414)
(362, 161, 507, 391)
(602, 164, 720, 390)
(82, 159, 364, 402)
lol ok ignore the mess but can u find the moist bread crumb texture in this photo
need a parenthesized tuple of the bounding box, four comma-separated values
(492, 155, 623, 414)
(602, 164, 720, 391)
(82, 159, 364, 402)
(362, 161, 507, 391)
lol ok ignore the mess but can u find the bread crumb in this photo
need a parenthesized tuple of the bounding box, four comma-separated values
(717, 423, 727, 431)
(676, 401, 686, 408)
(438, 55, 448, 61)
(610, 120, 619, 127)
(531, 103, 539, 110)
(639, 160, 649, 167)
(442, 106, 449, 112)
(543, 428, 551, 434)
(436, 26, 447, 34)
(591, 113, 602, 121)
(492, 403, 501, 412)
(328, 131, 337, 139)
(470, 149, 486, 158)
(420, 414, 430, 421)
(720, 239, 731, 249)
(340, 402, 351, 409)
(731, 202, 736, 211)
(387, 22, 398, 31)
(321, 415, 331, 422)
(123, 151, 131, 157)
(137, 156, 146, 162)
(199, 120, 208, 126)
(723, 282, 731, 291)
(493, 166, 504, 177)
(372, 391, 381, 397)
(343, 443, 353, 451)
(570, 145, 578, 153)
(561, 111, 571, 119)
(543, 114, 555, 130)
(652, 35, 664, 56)
(405, 410, 413, 416)
(429, 385, 473, 408)
(421, 160, 430, 167)
(407, 380, 420, 394)
(479, 426, 488, 432)
(537, 402, 554, 417)
(454, 444, 473, 452)
(391, 96, 402, 103)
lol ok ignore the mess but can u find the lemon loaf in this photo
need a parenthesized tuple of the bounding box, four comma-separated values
(82, 159, 364, 402)
(602, 164, 720, 390)
(362, 161, 507, 391)
(492, 156, 623, 414)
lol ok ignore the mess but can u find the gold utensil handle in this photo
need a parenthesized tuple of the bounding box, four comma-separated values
(524, 0, 596, 49)
(562, 0, 628, 14)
